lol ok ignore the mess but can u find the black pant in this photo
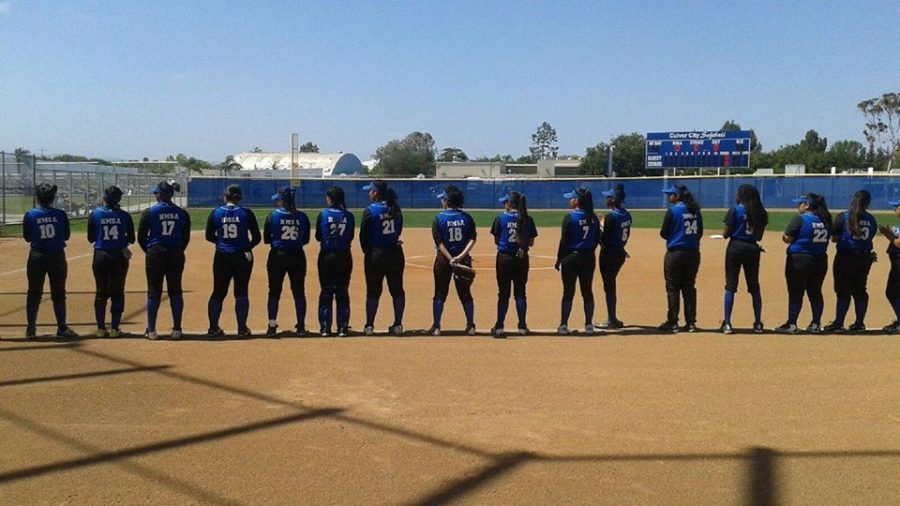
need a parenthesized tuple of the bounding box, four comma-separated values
(599, 247, 626, 295)
(145, 245, 185, 300)
(433, 254, 473, 302)
(561, 251, 595, 304)
(664, 249, 701, 324)
(785, 253, 828, 307)
(887, 255, 900, 301)
(318, 249, 352, 288)
(93, 249, 129, 309)
(496, 252, 529, 302)
(725, 240, 761, 293)
(267, 248, 306, 300)
(364, 246, 405, 299)
(211, 250, 253, 302)
(27, 249, 67, 304)
(833, 249, 873, 302)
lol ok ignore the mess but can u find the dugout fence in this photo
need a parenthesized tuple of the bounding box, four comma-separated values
(0, 152, 188, 227)
(188, 174, 900, 210)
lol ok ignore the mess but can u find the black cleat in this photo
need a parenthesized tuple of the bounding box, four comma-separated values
(681, 323, 698, 333)
(56, 327, 79, 339)
(823, 322, 845, 334)
(491, 326, 505, 338)
(294, 326, 308, 337)
(25, 326, 37, 339)
(427, 325, 441, 336)
(465, 324, 476, 336)
(319, 326, 331, 337)
(774, 322, 799, 334)
(237, 328, 253, 338)
(847, 322, 866, 333)
(753, 322, 765, 334)
(207, 327, 225, 338)
(658, 321, 680, 333)
(337, 327, 350, 338)
(266, 325, 278, 338)
(883, 321, 899, 334)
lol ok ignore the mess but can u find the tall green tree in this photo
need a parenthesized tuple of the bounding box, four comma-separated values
(14, 147, 31, 164)
(530, 122, 559, 160)
(373, 131, 437, 175)
(858, 92, 900, 170)
(299, 142, 319, 153)
(826, 140, 867, 169)
(720, 120, 761, 152)
(800, 129, 827, 152)
(438, 147, 468, 162)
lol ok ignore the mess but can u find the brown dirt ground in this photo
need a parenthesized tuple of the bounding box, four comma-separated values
(0, 228, 898, 504)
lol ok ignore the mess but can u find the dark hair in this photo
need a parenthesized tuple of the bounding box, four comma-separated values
(156, 180, 180, 201)
(575, 188, 598, 227)
(279, 187, 297, 214)
(610, 184, 626, 208)
(736, 184, 768, 233)
(675, 184, 701, 213)
(35, 182, 57, 206)
(104, 185, 124, 209)
(848, 190, 871, 238)
(446, 185, 464, 209)
(508, 191, 529, 247)
(806, 193, 833, 230)
(224, 184, 242, 203)
(371, 180, 400, 219)
(326, 186, 346, 210)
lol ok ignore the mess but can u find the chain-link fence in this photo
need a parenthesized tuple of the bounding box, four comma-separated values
(1, 152, 188, 227)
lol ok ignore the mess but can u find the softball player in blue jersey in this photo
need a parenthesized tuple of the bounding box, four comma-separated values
(87, 186, 135, 337)
(877, 199, 900, 333)
(775, 193, 832, 334)
(659, 184, 703, 333)
(264, 187, 310, 337)
(360, 180, 405, 337)
(205, 184, 261, 338)
(825, 190, 876, 333)
(430, 185, 477, 336)
(138, 180, 190, 340)
(720, 184, 768, 334)
(22, 182, 78, 339)
(315, 186, 355, 337)
(490, 191, 537, 338)
(555, 188, 600, 335)
(597, 184, 632, 330)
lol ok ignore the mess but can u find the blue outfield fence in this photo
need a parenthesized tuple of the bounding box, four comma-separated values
(187, 175, 900, 210)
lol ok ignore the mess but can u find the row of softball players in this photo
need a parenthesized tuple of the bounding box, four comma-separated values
(21, 179, 900, 339)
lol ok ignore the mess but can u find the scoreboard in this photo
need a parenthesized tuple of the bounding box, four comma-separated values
(645, 130, 752, 169)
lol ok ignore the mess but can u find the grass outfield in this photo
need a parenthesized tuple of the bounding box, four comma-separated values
(4, 209, 899, 236)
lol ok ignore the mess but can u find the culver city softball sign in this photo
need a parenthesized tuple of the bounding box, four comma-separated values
(646, 130, 752, 169)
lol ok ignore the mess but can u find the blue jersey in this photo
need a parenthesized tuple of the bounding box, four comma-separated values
(561, 209, 599, 252)
(725, 204, 761, 243)
(316, 207, 355, 251)
(834, 210, 876, 252)
(432, 209, 477, 256)
(491, 211, 538, 255)
(23, 206, 69, 251)
(267, 208, 310, 251)
(139, 201, 190, 250)
(888, 225, 900, 257)
(600, 207, 632, 250)
(662, 202, 702, 250)
(361, 202, 403, 250)
(89, 207, 133, 251)
(786, 212, 829, 255)
(207, 205, 259, 253)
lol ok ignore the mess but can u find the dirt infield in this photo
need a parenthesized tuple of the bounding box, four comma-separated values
(1, 228, 899, 504)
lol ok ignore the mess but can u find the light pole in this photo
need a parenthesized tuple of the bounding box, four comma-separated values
(606, 145, 615, 177)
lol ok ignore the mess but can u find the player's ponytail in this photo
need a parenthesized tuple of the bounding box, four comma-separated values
(281, 188, 298, 214)
(383, 185, 401, 219)
(613, 184, 626, 209)
(848, 190, 871, 238)
(807, 193, 833, 230)
(737, 184, 768, 233)
(35, 182, 58, 207)
(577, 188, 598, 227)
(676, 184, 701, 213)
(326, 186, 346, 211)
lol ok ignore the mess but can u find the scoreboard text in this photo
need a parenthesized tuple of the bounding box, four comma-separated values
(645, 131, 752, 169)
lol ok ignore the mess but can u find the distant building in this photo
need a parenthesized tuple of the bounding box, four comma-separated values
(231, 152, 366, 177)
(436, 159, 583, 178)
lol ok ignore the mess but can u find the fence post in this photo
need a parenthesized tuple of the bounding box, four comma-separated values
(1, 151, 5, 226)
(31, 154, 37, 208)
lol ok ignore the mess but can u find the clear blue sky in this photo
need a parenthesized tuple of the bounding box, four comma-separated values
(1, 0, 897, 162)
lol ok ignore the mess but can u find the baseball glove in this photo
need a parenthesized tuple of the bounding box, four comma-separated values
(452, 262, 476, 283)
